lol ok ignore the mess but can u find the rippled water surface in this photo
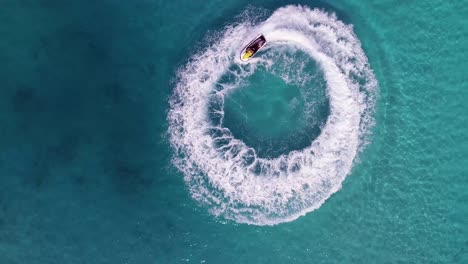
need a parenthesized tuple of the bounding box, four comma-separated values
(0, 0, 467, 263)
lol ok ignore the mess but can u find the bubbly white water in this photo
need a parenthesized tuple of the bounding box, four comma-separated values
(168, 5, 378, 225)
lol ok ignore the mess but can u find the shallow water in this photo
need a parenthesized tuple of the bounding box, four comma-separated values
(0, 0, 467, 263)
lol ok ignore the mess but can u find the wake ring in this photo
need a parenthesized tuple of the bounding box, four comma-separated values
(168, 6, 377, 225)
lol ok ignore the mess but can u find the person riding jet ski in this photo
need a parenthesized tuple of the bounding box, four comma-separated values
(240, 34, 266, 61)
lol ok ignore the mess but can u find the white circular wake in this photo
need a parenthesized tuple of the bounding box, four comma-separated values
(168, 5, 378, 225)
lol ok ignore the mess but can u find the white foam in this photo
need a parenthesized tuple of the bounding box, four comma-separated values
(168, 5, 378, 225)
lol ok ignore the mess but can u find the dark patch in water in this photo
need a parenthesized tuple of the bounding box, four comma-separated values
(37, 22, 110, 65)
(48, 134, 82, 164)
(72, 174, 87, 186)
(29, 150, 51, 189)
(111, 161, 152, 195)
(11, 84, 38, 114)
(102, 82, 127, 105)
(143, 61, 157, 76)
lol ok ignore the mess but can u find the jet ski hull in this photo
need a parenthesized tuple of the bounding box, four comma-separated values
(240, 34, 266, 62)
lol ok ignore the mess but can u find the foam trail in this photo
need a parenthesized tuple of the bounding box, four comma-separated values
(168, 6, 378, 225)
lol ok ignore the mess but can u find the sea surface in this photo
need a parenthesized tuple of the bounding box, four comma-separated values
(1, 0, 467, 263)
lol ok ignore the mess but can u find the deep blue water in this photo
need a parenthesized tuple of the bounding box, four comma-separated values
(1, 0, 467, 263)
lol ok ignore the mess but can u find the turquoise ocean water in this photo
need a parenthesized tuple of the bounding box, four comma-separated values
(1, 0, 467, 263)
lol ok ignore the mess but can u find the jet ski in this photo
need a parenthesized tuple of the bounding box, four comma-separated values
(240, 34, 266, 62)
